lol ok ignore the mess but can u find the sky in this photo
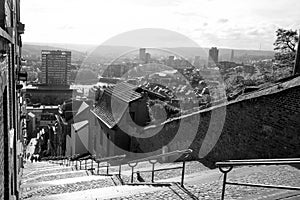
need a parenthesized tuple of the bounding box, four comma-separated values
(21, 0, 300, 50)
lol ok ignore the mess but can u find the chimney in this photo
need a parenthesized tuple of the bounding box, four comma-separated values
(293, 30, 300, 75)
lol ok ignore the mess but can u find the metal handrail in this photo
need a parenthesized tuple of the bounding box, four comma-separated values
(216, 160, 300, 167)
(215, 158, 300, 200)
(128, 149, 192, 164)
(93, 154, 126, 176)
(228, 158, 300, 162)
(127, 149, 193, 187)
(95, 154, 126, 163)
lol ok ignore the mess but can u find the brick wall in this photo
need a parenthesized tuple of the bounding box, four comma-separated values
(198, 85, 300, 166)
(133, 82, 300, 167)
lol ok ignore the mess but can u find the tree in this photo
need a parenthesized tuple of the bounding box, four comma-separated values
(274, 29, 298, 53)
(273, 28, 299, 76)
(149, 103, 167, 122)
(27, 71, 38, 82)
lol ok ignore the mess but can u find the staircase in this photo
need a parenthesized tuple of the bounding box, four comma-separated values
(20, 159, 197, 200)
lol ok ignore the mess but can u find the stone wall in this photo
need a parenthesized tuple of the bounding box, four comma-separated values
(133, 80, 300, 167)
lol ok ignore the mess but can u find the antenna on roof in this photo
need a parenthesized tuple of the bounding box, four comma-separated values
(259, 43, 261, 51)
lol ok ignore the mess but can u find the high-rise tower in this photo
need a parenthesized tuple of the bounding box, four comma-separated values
(41, 50, 71, 86)
(208, 47, 219, 67)
(230, 49, 234, 62)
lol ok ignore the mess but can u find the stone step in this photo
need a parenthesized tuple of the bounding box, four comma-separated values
(21, 175, 118, 199)
(22, 170, 88, 184)
(25, 184, 168, 200)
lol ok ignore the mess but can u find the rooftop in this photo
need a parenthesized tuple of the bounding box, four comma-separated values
(72, 120, 89, 132)
(144, 74, 300, 130)
(92, 82, 141, 128)
(92, 94, 129, 129)
(104, 82, 141, 103)
(75, 102, 90, 117)
(26, 105, 59, 110)
(22, 84, 74, 91)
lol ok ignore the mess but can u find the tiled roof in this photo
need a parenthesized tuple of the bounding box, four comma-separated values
(91, 82, 143, 128)
(92, 94, 129, 128)
(105, 82, 141, 103)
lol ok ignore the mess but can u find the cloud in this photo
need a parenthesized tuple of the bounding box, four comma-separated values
(218, 18, 229, 23)
(127, 0, 182, 7)
(58, 25, 75, 30)
(102, 28, 199, 47)
(248, 30, 260, 36)
(22, 0, 300, 50)
(173, 11, 200, 17)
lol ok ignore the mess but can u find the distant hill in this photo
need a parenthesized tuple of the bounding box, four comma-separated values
(23, 43, 275, 63)
(24, 42, 96, 53)
(165, 47, 274, 61)
(22, 43, 86, 61)
(87, 45, 136, 58)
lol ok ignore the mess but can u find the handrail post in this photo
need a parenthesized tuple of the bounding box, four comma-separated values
(181, 161, 186, 187)
(221, 172, 227, 200)
(219, 166, 233, 200)
(151, 163, 155, 183)
(85, 159, 87, 170)
(128, 162, 137, 183)
(131, 166, 134, 183)
(97, 162, 100, 175)
(106, 163, 109, 175)
(91, 159, 93, 174)
(118, 165, 122, 176)
(149, 160, 157, 183)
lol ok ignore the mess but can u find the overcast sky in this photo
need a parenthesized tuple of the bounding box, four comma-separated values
(21, 0, 300, 50)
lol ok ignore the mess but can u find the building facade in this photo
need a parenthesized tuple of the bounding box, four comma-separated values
(41, 50, 71, 86)
(230, 49, 234, 62)
(91, 82, 150, 158)
(23, 85, 74, 106)
(0, 0, 25, 199)
(102, 64, 130, 78)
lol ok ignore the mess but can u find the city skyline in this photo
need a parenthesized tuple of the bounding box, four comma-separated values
(21, 0, 300, 51)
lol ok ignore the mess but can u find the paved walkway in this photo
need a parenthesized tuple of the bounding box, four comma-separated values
(20, 160, 300, 200)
